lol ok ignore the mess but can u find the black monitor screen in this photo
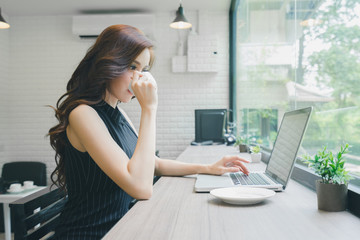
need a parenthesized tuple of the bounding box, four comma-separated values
(195, 109, 227, 143)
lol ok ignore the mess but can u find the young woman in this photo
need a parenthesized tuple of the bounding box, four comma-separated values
(48, 24, 249, 239)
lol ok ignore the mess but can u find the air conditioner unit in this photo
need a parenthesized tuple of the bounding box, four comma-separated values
(72, 14, 155, 38)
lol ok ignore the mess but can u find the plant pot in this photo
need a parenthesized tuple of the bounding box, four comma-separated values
(250, 153, 261, 163)
(239, 144, 248, 153)
(315, 180, 348, 212)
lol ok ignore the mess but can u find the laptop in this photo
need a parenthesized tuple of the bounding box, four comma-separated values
(194, 107, 313, 192)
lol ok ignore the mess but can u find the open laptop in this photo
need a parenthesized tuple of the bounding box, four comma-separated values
(194, 107, 313, 192)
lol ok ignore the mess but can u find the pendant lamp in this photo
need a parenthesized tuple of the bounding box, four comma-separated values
(0, 8, 10, 29)
(170, 3, 192, 29)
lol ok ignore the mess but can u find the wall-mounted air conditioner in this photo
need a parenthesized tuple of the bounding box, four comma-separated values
(72, 14, 155, 39)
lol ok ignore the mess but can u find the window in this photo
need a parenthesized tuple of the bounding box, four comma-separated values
(234, 0, 360, 182)
(239, 108, 278, 148)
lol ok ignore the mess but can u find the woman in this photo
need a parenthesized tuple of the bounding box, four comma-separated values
(48, 24, 249, 239)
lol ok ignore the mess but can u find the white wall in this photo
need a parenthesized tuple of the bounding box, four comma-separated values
(0, 25, 10, 168)
(0, 11, 229, 182)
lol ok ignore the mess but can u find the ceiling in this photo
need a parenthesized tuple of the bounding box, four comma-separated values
(0, 0, 231, 17)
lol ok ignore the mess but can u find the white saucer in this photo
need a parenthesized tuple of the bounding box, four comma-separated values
(210, 187, 275, 205)
(7, 187, 24, 193)
(7, 185, 38, 193)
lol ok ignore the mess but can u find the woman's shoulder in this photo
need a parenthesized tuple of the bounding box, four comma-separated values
(71, 104, 96, 113)
(69, 104, 99, 121)
(66, 104, 107, 153)
(68, 104, 107, 135)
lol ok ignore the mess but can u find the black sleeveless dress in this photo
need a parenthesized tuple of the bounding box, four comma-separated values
(55, 101, 138, 239)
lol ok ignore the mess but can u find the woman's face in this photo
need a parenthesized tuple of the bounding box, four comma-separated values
(106, 48, 151, 107)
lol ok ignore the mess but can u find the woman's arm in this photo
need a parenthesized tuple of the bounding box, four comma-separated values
(68, 72, 157, 200)
(154, 155, 249, 177)
(68, 105, 156, 200)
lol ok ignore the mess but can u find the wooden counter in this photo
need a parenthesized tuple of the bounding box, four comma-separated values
(103, 145, 360, 240)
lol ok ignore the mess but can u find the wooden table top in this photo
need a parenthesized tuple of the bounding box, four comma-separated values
(103, 145, 360, 240)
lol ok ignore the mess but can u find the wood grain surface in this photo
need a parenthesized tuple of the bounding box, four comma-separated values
(103, 145, 360, 240)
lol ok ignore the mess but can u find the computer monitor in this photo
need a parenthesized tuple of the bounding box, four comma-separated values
(195, 109, 227, 143)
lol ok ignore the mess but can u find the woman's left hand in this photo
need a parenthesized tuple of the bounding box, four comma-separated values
(207, 155, 250, 175)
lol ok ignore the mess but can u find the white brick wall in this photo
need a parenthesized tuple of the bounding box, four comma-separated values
(0, 11, 229, 183)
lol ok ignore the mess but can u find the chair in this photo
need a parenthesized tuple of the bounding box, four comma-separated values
(10, 187, 67, 240)
(0, 161, 47, 232)
(1, 162, 47, 186)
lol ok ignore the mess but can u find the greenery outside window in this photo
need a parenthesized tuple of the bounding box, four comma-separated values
(239, 109, 278, 148)
(234, 0, 360, 183)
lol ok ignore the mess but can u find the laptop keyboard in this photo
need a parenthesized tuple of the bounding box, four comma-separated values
(230, 172, 271, 185)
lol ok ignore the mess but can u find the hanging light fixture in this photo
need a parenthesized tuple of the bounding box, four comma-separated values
(0, 8, 10, 29)
(170, 2, 192, 29)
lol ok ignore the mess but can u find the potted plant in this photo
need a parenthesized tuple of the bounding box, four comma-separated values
(234, 136, 249, 152)
(303, 143, 353, 212)
(250, 145, 261, 163)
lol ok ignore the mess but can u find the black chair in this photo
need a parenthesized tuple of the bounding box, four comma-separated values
(1, 162, 47, 186)
(0, 161, 47, 232)
(10, 187, 67, 240)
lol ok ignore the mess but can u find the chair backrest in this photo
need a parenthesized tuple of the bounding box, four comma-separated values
(11, 187, 67, 240)
(1, 161, 47, 186)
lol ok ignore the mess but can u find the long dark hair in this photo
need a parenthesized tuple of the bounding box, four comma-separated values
(48, 24, 154, 191)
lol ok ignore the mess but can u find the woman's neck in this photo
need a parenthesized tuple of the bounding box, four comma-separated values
(104, 92, 118, 108)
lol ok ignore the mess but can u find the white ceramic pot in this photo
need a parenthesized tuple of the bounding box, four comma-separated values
(251, 153, 261, 163)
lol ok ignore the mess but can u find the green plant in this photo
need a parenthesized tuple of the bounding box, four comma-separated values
(234, 136, 249, 147)
(302, 143, 353, 185)
(250, 145, 261, 154)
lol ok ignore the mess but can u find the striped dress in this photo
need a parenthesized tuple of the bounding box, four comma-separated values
(54, 101, 138, 239)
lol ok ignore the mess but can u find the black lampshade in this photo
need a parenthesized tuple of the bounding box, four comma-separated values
(0, 8, 10, 29)
(170, 4, 192, 29)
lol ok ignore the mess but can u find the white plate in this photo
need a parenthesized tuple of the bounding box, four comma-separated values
(7, 187, 24, 193)
(210, 187, 275, 205)
(7, 185, 38, 193)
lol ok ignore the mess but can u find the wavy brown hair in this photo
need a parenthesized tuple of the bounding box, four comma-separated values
(48, 25, 154, 191)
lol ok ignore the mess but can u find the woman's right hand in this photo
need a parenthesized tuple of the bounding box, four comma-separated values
(131, 71, 158, 111)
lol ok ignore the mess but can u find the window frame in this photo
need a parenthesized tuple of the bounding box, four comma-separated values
(229, 0, 360, 217)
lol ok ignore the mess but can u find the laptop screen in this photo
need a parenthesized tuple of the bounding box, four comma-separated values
(265, 107, 312, 187)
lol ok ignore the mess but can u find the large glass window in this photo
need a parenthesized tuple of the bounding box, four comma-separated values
(235, 0, 360, 179)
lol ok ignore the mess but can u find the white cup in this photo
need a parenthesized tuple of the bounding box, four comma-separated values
(141, 72, 157, 89)
(9, 183, 22, 191)
(23, 180, 34, 189)
(129, 71, 157, 95)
